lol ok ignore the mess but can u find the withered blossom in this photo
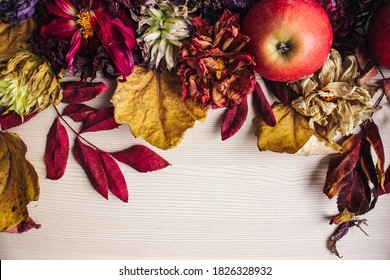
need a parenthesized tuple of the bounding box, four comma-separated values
(0, 50, 62, 116)
(177, 10, 256, 109)
(137, 0, 192, 70)
(290, 49, 378, 139)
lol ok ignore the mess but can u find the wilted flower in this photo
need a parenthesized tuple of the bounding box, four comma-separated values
(177, 10, 256, 109)
(290, 49, 378, 139)
(40, 0, 137, 81)
(0, 50, 62, 116)
(137, 0, 191, 70)
(0, 0, 40, 24)
(316, 0, 382, 53)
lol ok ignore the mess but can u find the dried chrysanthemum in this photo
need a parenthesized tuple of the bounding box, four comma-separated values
(0, 0, 39, 24)
(290, 49, 378, 139)
(177, 10, 256, 109)
(0, 50, 62, 116)
(137, 0, 192, 70)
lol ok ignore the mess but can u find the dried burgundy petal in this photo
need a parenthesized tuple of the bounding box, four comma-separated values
(6, 217, 41, 234)
(383, 79, 390, 103)
(354, 43, 370, 69)
(221, 95, 248, 140)
(73, 137, 109, 199)
(253, 82, 276, 127)
(45, 117, 69, 180)
(110, 145, 170, 173)
(80, 107, 120, 133)
(263, 79, 295, 104)
(98, 151, 128, 202)
(0, 112, 38, 130)
(62, 104, 98, 122)
(61, 81, 109, 104)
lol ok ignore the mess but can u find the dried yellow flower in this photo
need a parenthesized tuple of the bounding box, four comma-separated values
(290, 49, 378, 139)
(0, 50, 62, 116)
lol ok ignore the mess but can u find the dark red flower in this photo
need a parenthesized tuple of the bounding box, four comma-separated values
(40, 0, 137, 81)
(177, 10, 256, 108)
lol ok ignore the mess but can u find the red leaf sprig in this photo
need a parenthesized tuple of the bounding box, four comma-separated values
(44, 105, 170, 202)
(61, 81, 109, 104)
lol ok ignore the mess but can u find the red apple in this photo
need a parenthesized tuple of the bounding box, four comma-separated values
(242, 0, 333, 82)
(368, 1, 390, 70)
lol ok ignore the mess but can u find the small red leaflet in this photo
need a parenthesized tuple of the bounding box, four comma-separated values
(45, 117, 70, 180)
(61, 81, 108, 104)
(111, 145, 170, 173)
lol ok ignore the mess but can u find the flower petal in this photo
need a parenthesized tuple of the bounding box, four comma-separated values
(40, 18, 77, 39)
(47, 0, 77, 19)
(91, 11, 136, 80)
(52, 0, 78, 18)
(66, 31, 82, 74)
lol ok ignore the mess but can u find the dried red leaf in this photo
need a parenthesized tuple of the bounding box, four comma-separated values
(357, 62, 378, 86)
(221, 95, 248, 140)
(0, 112, 38, 130)
(6, 217, 41, 233)
(360, 139, 379, 188)
(73, 137, 108, 199)
(378, 167, 390, 196)
(383, 79, 390, 103)
(324, 134, 362, 198)
(80, 107, 120, 134)
(253, 82, 276, 127)
(336, 169, 370, 214)
(364, 121, 385, 191)
(62, 104, 97, 122)
(329, 211, 356, 225)
(61, 81, 108, 104)
(98, 151, 128, 202)
(111, 145, 170, 173)
(44, 117, 69, 180)
(263, 79, 296, 104)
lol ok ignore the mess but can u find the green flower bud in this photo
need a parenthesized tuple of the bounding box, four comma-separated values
(0, 50, 62, 116)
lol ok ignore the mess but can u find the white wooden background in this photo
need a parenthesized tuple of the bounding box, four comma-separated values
(1, 71, 390, 260)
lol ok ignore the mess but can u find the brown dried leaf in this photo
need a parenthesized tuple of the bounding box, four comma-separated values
(0, 132, 39, 232)
(0, 19, 37, 62)
(364, 121, 385, 191)
(112, 66, 207, 150)
(324, 134, 362, 199)
(256, 104, 314, 154)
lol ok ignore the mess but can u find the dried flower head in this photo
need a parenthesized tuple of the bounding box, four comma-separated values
(0, 50, 62, 116)
(290, 49, 378, 139)
(177, 10, 256, 109)
(137, 0, 192, 70)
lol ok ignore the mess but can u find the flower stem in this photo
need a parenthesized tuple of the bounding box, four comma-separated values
(53, 105, 101, 151)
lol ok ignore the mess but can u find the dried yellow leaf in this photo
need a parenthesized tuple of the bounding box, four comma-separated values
(256, 104, 315, 154)
(112, 66, 207, 150)
(0, 132, 39, 232)
(0, 18, 37, 62)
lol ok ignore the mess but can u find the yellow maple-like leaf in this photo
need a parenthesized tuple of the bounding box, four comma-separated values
(0, 132, 39, 232)
(0, 18, 37, 62)
(256, 104, 315, 154)
(112, 66, 207, 150)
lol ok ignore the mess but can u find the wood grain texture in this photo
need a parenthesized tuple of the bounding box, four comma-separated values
(1, 71, 390, 260)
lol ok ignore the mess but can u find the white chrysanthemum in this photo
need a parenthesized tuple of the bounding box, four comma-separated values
(137, 0, 191, 70)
